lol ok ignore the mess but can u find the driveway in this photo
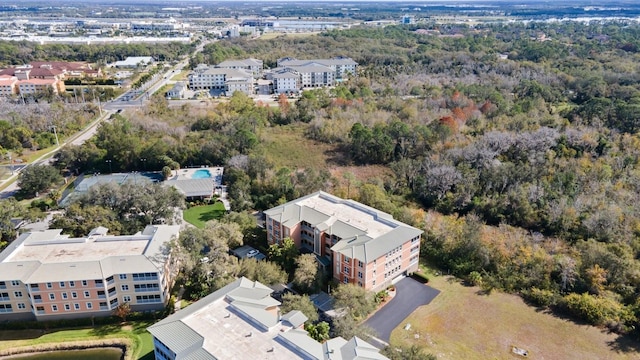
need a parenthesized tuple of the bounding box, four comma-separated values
(364, 277, 440, 344)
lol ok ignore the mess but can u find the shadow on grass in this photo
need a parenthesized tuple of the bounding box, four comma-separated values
(139, 350, 155, 360)
(198, 209, 225, 222)
(0, 329, 46, 341)
(90, 323, 122, 337)
(606, 332, 640, 353)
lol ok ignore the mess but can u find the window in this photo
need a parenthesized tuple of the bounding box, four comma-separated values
(51, 305, 58, 312)
(59, 282, 65, 288)
(14, 291, 22, 297)
(358, 271, 363, 279)
(64, 303, 70, 311)
(30, 284, 39, 290)
(48, 293, 55, 300)
(358, 261, 364, 268)
(134, 283, 159, 292)
(132, 273, 158, 281)
(74, 303, 80, 310)
(17, 303, 26, 309)
(136, 294, 161, 303)
(344, 256, 350, 263)
(69, 281, 75, 287)
(123, 295, 131, 303)
(0, 281, 5, 289)
(84, 291, 90, 298)
(95, 280, 103, 286)
(343, 277, 349, 284)
(121, 285, 129, 291)
(62, 293, 68, 299)
(82, 280, 88, 287)
(86, 303, 93, 309)
(71, 292, 77, 299)
(343, 266, 350, 275)
(119, 274, 127, 280)
(11, 280, 19, 286)
(46, 283, 52, 289)
(0, 304, 12, 313)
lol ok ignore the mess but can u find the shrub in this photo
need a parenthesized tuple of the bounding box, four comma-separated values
(466, 271, 483, 286)
(561, 293, 635, 328)
(522, 287, 558, 307)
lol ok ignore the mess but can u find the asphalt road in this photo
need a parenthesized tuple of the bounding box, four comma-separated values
(364, 277, 440, 344)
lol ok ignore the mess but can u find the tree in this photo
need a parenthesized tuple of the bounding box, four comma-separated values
(0, 198, 24, 245)
(333, 283, 376, 319)
(280, 293, 318, 323)
(268, 237, 300, 274)
(18, 164, 62, 197)
(293, 254, 319, 293)
(305, 321, 330, 342)
(382, 345, 437, 360)
(113, 302, 131, 322)
(236, 258, 287, 286)
(51, 204, 122, 237)
(332, 314, 376, 340)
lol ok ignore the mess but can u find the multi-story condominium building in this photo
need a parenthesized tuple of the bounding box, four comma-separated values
(0, 75, 17, 96)
(270, 68, 301, 94)
(148, 277, 389, 360)
(17, 78, 65, 95)
(188, 67, 254, 95)
(264, 192, 422, 292)
(277, 57, 358, 80)
(216, 58, 263, 77)
(0, 225, 180, 321)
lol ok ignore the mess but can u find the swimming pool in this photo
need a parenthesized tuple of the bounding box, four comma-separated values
(192, 169, 212, 179)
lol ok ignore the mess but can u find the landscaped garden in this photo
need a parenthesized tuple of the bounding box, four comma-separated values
(183, 201, 226, 228)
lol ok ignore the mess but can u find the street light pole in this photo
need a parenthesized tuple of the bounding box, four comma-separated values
(51, 125, 60, 148)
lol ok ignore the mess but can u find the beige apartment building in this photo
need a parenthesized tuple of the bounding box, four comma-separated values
(0, 225, 180, 321)
(264, 192, 422, 292)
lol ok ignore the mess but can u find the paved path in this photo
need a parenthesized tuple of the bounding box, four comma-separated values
(364, 277, 440, 344)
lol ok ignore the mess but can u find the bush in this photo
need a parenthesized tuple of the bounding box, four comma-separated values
(561, 293, 635, 328)
(522, 287, 558, 307)
(466, 271, 483, 286)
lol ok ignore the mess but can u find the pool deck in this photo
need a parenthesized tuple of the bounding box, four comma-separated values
(172, 167, 224, 184)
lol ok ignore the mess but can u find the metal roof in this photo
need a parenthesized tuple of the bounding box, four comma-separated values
(164, 179, 213, 198)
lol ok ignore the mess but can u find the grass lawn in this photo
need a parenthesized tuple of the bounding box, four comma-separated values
(183, 202, 226, 228)
(389, 270, 640, 359)
(0, 320, 155, 359)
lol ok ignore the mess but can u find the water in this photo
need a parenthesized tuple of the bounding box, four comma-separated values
(12, 348, 122, 360)
(192, 169, 212, 179)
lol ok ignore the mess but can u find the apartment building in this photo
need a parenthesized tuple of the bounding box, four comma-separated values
(277, 57, 358, 80)
(0, 225, 180, 321)
(188, 67, 254, 95)
(269, 68, 301, 94)
(0, 75, 17, 96)
(264, 192, 422, 292)
(216, 58, 263, 77)
(148, 277, 389, 360)
(17, 78, 65, 95)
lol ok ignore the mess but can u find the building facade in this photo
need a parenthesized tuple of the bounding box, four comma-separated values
(148, 277, 388, 360)
(264, 192, 422, 292)
(188, 67, 254, 95)
(0, 225, 180, 321)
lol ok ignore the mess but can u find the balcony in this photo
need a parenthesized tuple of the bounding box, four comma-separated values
(36, 310, 45, 315)
(34, 299, 43, 304)
(0, 297, 9, 302)
(99, 305, 109, 311)
(97, 294, 106, 299)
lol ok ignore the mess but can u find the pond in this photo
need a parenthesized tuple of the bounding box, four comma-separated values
(10, 348, 122, 360)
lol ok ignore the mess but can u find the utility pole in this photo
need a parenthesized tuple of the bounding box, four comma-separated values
(51, 125, 60, 148)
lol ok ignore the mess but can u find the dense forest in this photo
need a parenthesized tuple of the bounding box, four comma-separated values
(3, 21, 640, 336)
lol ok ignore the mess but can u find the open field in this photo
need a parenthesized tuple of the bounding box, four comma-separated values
(183, 201, 226, 228)
(0, 321, 155, 360)
(389, 272, 640, 360)
(259, 124, 336, 170)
